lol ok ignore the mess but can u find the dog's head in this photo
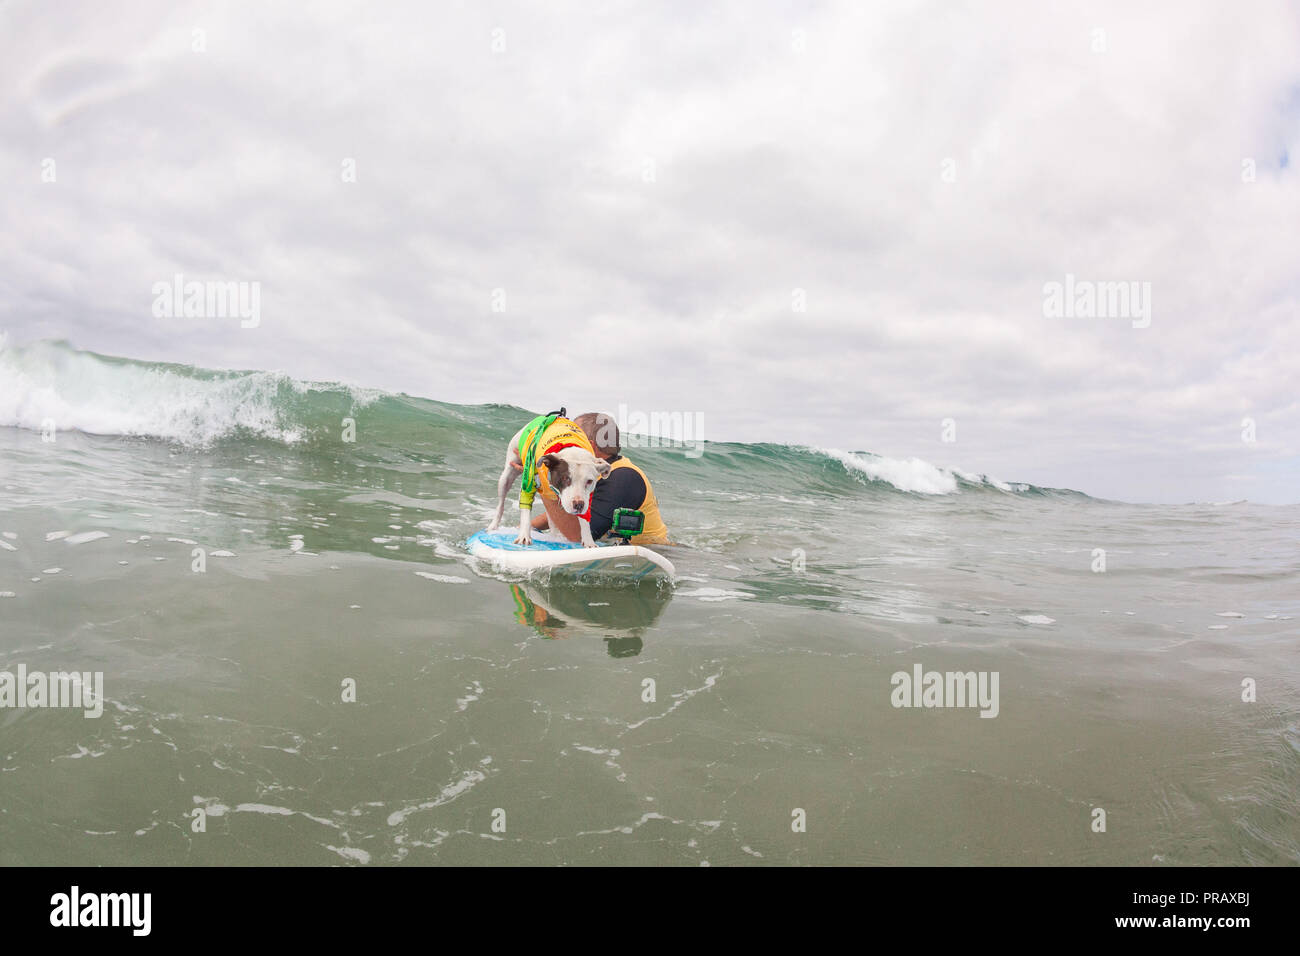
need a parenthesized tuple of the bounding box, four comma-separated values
(540, 448, 610, 516)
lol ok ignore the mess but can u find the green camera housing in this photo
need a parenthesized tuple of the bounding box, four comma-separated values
(610, 508, 645, 542)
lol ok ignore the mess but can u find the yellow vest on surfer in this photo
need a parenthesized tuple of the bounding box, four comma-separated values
(605, 455, 669, 546)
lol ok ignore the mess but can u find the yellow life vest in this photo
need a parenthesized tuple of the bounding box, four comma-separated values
(608, 456, 670, 545)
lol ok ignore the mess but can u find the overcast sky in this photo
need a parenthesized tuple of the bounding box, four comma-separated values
(2, 0, 1297, 503)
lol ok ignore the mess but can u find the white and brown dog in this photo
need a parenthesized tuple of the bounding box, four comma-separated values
(487, 410, 610, 547)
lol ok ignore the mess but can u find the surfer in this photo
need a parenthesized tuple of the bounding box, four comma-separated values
(528, 412, 670, 545)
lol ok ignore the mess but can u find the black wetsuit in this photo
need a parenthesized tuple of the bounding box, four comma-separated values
(587, 454, 648, 539)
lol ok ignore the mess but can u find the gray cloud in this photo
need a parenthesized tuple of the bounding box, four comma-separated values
(1, 0, 1297, 502)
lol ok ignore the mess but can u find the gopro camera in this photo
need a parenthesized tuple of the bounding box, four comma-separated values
(610, 508, 645, 541)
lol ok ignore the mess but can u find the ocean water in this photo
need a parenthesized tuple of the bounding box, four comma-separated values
(1, 340, 1296, 865)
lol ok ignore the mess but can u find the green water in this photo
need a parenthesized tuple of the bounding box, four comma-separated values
(0, 344, 1297, 865)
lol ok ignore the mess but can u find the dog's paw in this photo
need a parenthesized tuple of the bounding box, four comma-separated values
(581, 539, 598, 549)
(486, 520, 500, 532)
(514, 534, 532, 547)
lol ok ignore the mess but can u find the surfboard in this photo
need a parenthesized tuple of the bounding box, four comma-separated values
(466, 529, 675, 582)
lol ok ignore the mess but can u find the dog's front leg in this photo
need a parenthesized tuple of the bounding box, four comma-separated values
(515, 505, 533, 546)
(578, 517, 597, 548)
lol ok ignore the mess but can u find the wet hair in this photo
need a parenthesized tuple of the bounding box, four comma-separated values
(574, 412, 620, 458)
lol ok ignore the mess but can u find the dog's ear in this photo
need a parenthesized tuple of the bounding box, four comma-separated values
(540, 453, 570, 487)
(595, 458, 612, 477)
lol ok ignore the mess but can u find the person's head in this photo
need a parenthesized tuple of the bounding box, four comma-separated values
(574, 412, 620, 460)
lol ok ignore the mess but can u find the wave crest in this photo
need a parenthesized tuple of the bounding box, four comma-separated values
(0, 338, 376, 445)
(822, 448, 1019, 496)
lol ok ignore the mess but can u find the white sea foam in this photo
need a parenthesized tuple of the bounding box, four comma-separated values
(415, 571, 469, 584)
(676, 587, 751, 602)
(456, 680, 484, 711)
(820, 448, 1023, 495)
(326, 845, 371, 864)
(0, 338, 378, 445)
(64, 531, 110, 545)
(1018, 614, 1056, 625)
(386, 769, 488, 826)
(824, 448, 958, 495)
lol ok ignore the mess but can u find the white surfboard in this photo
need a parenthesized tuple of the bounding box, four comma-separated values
(466, 529, 675, 582)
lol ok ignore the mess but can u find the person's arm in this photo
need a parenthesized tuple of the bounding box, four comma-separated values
(531, 513, 549, 530)
(588, 467, 647, 539)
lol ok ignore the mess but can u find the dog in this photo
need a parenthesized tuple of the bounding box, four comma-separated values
(487, 409, 611, 547)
